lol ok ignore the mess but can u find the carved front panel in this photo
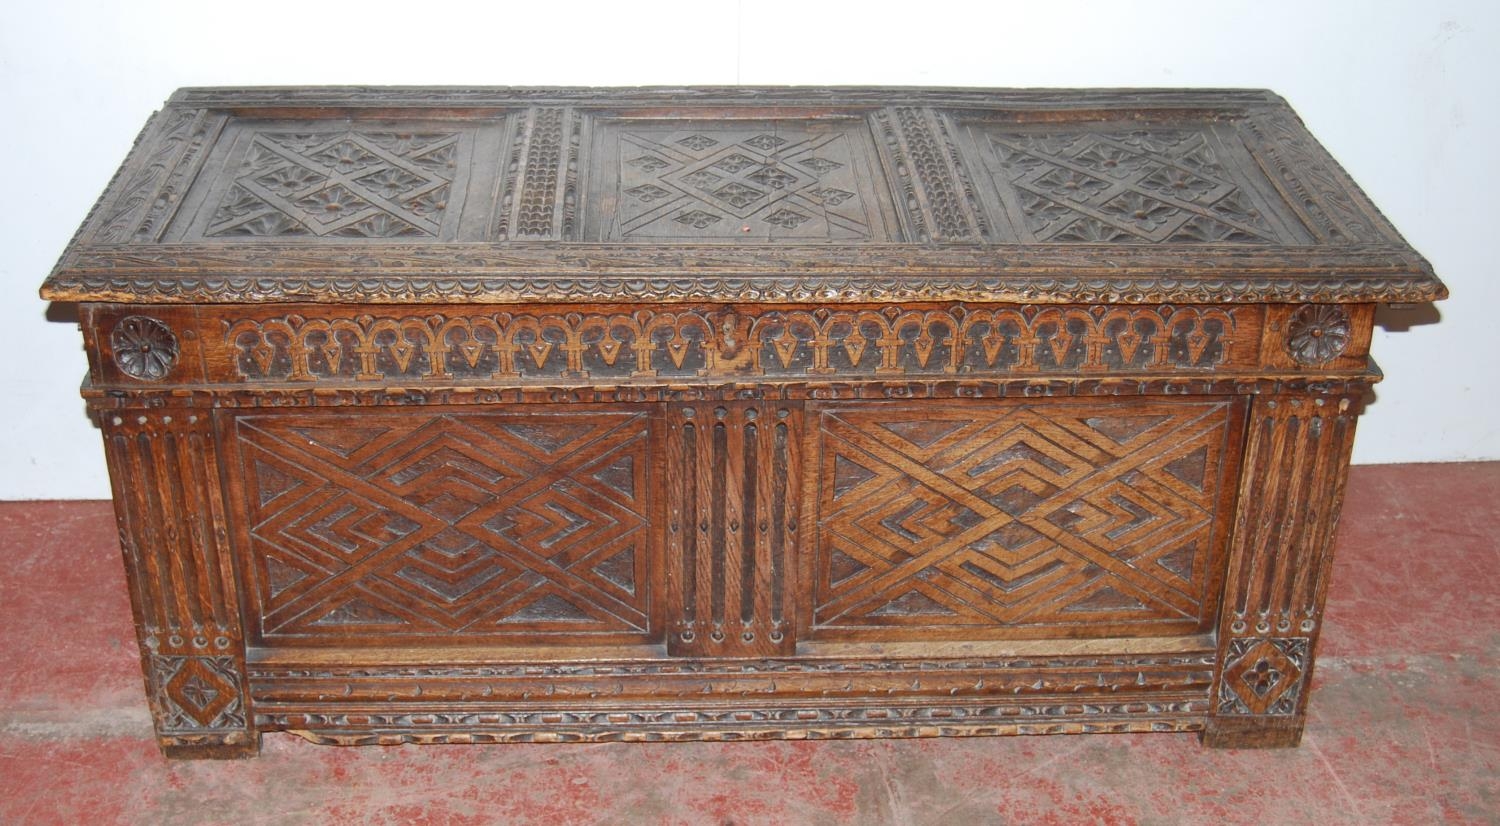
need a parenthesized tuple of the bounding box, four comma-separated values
(229, 408, 656, 644)
(584, 116, 902, 242)
(810, 399, 1244, 639)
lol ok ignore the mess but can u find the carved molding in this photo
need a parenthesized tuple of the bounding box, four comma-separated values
(84, 375, 1381, 412)
(44, 268, 1442, 306)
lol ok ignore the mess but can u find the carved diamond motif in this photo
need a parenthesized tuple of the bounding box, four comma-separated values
(156, 655, 242, 730)
(765, 208, 810, 229)
(677, 134, 719, 151)
(711, 182, 766, 209)
(797, 157, 843, 174)
(712, 153, 760, 173)
(206, 129, 461, 238)
(255, 165, 326, 196)
(238, 412, 652, 638)
(681, 170, 725, 190)
(674, 209, 722, 229)
(625, 184, 673, 203)
(1219, 637, 1309, 715)
(743, 134, 788, 151)
(605, 122, 881, 240)
(814, 402, 1232, 633)
(627, 155, 671, 172)
(810, 187, 854, 206)
(746, 166, 799, 190)
(295, 185, 372, 224)
(981, 126, 1283, 244)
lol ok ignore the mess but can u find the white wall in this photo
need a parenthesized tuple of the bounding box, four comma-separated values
(3, 0, 1495, 500)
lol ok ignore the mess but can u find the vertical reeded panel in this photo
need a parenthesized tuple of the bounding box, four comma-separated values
(99, 408, 256, 757)
(666, 402, 800, 657)
(1205, 394, 1360, 748)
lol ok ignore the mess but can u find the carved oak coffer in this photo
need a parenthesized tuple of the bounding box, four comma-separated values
(40, 87, 1445, 758)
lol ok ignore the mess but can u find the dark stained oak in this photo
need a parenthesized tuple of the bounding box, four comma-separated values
(40, 87, 1444, 757)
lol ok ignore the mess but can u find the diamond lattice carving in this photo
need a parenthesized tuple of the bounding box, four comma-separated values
(597, 121, 890, 241)
(980, 128, 1286, 244)
(812, 401, 1237, 635)
(236, 411, 652, 640)
(205, 131, 459, 238)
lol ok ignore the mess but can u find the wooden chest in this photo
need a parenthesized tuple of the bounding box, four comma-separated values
(40, 87, 1445, 758)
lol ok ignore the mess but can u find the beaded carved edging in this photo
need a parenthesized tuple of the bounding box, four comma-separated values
(264, 708, 1206, 746)
(83, 376, 1381, 412)
(44, 270, 1443, 306)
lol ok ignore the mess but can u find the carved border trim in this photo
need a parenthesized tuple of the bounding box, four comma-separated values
(83, 376, 1381, 412)
(220, 305, 1243, 384)
(259, 700, 1207, 745)
(44, 271, 1443, 306)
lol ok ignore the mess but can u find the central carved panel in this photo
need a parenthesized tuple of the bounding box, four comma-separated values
(232, 408, 654, 644)
(810, 399, 1243, 639)
(584, 117, 901, 241)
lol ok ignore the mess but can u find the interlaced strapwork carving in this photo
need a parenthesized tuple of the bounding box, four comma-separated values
(812, 400, 1238, 636)
(234, 411, 652, 640)
(977, 127, 1288, 244)
(202, 130, 460, 238)
(594, 120, 890, 241)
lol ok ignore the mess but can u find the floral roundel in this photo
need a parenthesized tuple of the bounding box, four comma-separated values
(111, 316, 179, 380)
(1285, 305, 1351, 366)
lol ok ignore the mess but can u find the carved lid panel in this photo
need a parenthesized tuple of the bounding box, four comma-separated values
(40, 87, 1444, 305)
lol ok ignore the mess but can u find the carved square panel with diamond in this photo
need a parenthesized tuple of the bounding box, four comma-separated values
(584, 117, 903, 241)
(810, 399, 1245, 639)
(168, 117, 510, 241)
(231, 408, 656, 644)
(958, 120, 1311, 244)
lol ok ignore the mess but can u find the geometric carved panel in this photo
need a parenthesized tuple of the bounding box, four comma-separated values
(584, 118, 901, 241)
(232, 409, 652, 643)
(964, 123, 1305, 244)
(171, 118, 507, 242)
(811, 399, 1241, 638)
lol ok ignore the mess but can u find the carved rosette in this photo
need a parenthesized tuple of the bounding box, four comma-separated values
(111, 316, 179, 380)
(1285, 305, 1350, 366)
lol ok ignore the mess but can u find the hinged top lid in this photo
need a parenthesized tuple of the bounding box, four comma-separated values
(40, 86, 1445, 305)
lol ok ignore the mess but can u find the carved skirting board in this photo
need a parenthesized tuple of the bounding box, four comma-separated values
(42, 87, 1443, 757)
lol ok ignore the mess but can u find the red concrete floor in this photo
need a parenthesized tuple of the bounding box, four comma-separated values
(1, 463, 1496, 825)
